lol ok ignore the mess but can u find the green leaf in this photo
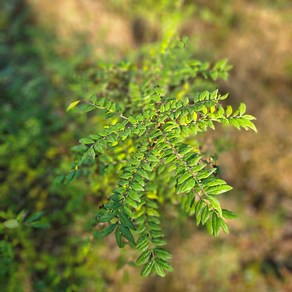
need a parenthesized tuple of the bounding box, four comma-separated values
(16, 210, 26, 222)
(243, 114, 256, 120)
(136, 250, 152, 266)
(128, 189, 141, 203)
(239, 103, 246, 115)
(141, 162, 152, 172)
(26, 211, 44, 223)
(154, 248, 172, 260)
(125, 197, 138, 209)
(220, 93, 229, 100)
(29, 220, 50, 229)
(65, 171, 76, 183)
(222, 209, 237, 219)
(154, 262, 166, 277)
(137, 169, 149, 180)
(156, 259, 173, 272)
(3, 219, 19, 229)
(206, 184, 233, 195)
(96, 97, 106, 107)
(120, 172, 133, 180)
(188, 155, 202, 166)
(67, 100, 80, 111)
(152, 238, 167, 246)
(243, 119, 257, 132)
(206, 218, 213, 235)
(207, 195, 222, 216)
(115, 228, 125, 248)
(201, 205, 210, 225)
(229, 118, 241, 130)
(177, 172, 192, 185)
(141, 260, 154, 277)
(94, 144, 104, 153)
(212, 213, 220, 237)
(226, 105, 232, 117)
(79, 137, 95, 144)
(195, 199, 204, 225)
(128, 116, 137, 125)
(214, 58, 228, 70)
(137, 238, 151, 251)
(118, 225, 136, 245)
(83, 104, 95, 112)
(96, 212, 116, 223)
(147, 154, 160, 162)
(180, 178, 195, 193)
(83, 148, 95, 160)
(134, 175, 145, 187)
(196, 169, 215, 180)
(131, 182, 144, 192)
(220, 219, 229, 234)
(119, 212, 136, 230)
(164, 154, 176, 164)
(205, 178, 226, 187)
(94, 224, 115, 239)
(182, 96, 189, 106)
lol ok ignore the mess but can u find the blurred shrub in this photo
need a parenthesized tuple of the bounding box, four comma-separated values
(0, 1, 108, 290)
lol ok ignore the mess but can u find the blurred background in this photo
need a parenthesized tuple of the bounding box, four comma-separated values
(0, 0, 291, 291)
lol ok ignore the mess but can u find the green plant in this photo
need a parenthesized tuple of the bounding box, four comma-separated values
(0, 2, 107, 289)
(64, 37, 256, 277)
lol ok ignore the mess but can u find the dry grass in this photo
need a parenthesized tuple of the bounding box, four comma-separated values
(28, 0, 134, 57)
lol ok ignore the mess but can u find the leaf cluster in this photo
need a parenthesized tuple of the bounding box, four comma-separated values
(65, 38, 256, 277)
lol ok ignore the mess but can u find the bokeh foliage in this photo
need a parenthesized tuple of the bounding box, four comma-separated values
(0, 1, 107, 290)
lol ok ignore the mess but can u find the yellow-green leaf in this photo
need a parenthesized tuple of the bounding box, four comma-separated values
(66, 100, 80, 111)
(3, 219, 19, 229)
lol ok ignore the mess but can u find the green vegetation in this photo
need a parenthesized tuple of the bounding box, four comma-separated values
(0, 0, 290, 290)
(65, 38, 256, 277)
